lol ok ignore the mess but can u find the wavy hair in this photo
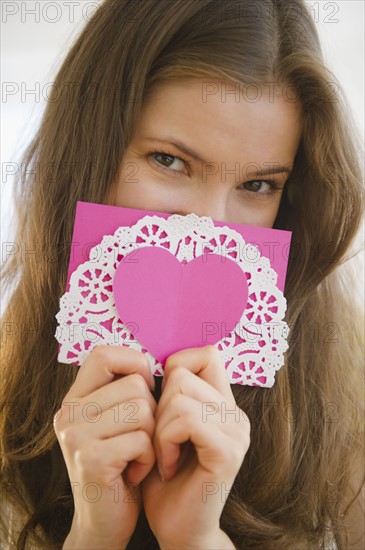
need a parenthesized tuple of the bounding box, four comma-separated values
(1, 0, 364, 548)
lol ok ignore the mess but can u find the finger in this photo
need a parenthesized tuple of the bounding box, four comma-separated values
(156, 368, 227, 426)
(95, 431, 155, 483)
(154, 394, 224, 473)
(162, 345, 232, 402)
(157, 415, 238, 481)
(66, 345, 155, 399)
(61, 397, 156, 444)
(80, 374, 157, 417)
(156, 393, 222, 437)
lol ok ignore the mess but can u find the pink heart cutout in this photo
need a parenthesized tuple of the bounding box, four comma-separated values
(113, 247, 248, 365)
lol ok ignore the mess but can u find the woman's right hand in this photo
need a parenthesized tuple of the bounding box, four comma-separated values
(53, 345, 157, 550)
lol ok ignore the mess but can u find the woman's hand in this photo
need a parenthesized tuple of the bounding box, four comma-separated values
(53, 345, 157, 550)
(141, 345, 250, 549)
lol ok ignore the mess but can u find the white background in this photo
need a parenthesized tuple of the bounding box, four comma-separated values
(1, 1, 364, 313)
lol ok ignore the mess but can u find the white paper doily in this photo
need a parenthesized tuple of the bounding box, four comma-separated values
(55, 213, 289, 387)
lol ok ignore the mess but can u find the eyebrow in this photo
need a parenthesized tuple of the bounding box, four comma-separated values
(140, 136, 292, 176)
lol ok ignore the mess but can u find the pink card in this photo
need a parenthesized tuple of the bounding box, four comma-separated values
(55, 200, 292, 387)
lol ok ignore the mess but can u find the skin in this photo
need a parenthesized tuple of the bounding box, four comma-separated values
(106, 78, 302, 227)
(59, 79, 303, 549)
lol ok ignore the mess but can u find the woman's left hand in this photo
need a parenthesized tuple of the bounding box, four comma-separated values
(141, 345, 251, 549)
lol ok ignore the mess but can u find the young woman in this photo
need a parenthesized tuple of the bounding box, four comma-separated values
(1, 0, 364, 549)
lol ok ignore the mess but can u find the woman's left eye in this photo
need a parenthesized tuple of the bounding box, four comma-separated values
(240, 180, 278, 194)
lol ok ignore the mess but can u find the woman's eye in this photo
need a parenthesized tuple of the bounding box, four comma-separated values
(241, 180, 277, 194)
(150, 152, 188, 173)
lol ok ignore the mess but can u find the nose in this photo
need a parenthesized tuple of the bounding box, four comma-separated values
(170, 210, 189, 216)
(170, 194, 228, 222)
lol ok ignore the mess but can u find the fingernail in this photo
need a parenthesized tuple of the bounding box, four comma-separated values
(157, 462, 165, 483)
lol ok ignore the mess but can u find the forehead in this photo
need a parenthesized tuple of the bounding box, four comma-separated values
(136, 78, 303, 163)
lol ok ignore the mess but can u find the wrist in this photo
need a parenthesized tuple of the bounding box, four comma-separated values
(159, 528, 236, 550)
(62, 529, 131, 550)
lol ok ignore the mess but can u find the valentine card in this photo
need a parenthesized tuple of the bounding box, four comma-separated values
(55, 201, 292, 387)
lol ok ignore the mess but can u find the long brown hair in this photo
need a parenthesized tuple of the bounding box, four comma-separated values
(1, 0, 364, 548)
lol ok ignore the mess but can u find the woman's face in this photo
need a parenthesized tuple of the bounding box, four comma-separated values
(107, 78, 302, 227)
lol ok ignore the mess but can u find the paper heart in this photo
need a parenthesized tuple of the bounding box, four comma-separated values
(113, 246, 248, 365)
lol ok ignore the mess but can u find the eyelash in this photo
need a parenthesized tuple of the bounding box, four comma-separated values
(148, 150, 281, 198)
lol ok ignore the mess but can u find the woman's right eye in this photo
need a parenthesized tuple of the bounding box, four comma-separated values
(150, 151, 190, 175)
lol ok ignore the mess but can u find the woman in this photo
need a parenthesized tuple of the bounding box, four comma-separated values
(1, 0, 364, 548)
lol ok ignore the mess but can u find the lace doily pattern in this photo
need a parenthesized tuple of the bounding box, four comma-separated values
(55, 214, 289, 387)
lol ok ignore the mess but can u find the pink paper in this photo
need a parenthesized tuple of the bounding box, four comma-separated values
(66, 201, 291, 292)
(56, 200, 292, 386)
